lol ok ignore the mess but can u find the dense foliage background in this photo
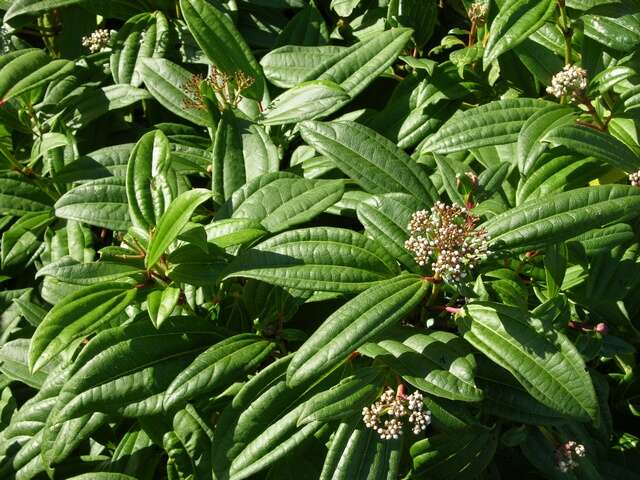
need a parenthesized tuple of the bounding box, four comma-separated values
(1, 0, 640, 478)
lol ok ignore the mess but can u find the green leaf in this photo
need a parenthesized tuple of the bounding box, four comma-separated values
(4, 59, 75, 101)
(28, 282, 137, 372)
(1, 211, 52, 269)
(126, 129, 178, 230)
(484, 0, 556, 66)
(543, 124, 640, 172)
(55, 176, 131, 231)
(221, 175, 344, 233)
(211, 356, 313, 480)
(583, 1, 640, 52)
(145, 188, 211, 269)
(206, 218, 267, 249)
(300, 120, 437, 205)
(180, 0, 264, 100)
(4, 0, 86, 21)
(260, 45, 346, 89)
(0, 339, 50, 388)
(515, 153, 603, 206)
(517, 104, 578, 176)
(275, 2, 329, 47)
(287, 274, 428, 387)
(0, 172, 54, 215)
(147, 286, 180, 329)
(457, 302, 599, 422)
(50, 316, 221, 423)
(164, 334, 275, 410)
(36, 256, 143, 285)
(62, 85, 152, 129)
(111, 12, 169, 87)
(476, 359, 567, 425)
(423, 98, 552, 154)
(411, 425, 498, 479)
(140, 58, 216, 127)
(434, 153, 466, 206)
(224, 227, 399, 293)
(260, 80, 349, 125)
(359, 330, 483, 402)
(0, 49, 49, 99)
(65, 474, 139, 480)
(212, 109, 245, 203)
(484, 185, 640, 252)
(297, 368, 382, 425)
(320, 420, 403, 480)
(571, 224, 635, 257)
(356, 193, 422, 272)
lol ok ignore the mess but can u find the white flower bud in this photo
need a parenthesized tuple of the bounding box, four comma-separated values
(546, 64, 588, 102)
(81, 28, 114, 53)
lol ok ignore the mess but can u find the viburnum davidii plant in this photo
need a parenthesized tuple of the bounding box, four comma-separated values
(1, 0, 640, 479)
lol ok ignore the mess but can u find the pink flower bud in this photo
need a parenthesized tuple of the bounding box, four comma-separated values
(595, 323, 608, 335)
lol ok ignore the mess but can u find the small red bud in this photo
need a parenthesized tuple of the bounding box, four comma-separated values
(595, 323, 608, 335)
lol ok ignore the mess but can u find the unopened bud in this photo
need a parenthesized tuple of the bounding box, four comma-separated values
(595, 323, 608, 335)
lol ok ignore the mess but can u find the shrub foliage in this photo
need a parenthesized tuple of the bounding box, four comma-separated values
(1, 0, 640, 479)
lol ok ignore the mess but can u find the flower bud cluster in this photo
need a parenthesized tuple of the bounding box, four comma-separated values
(362, 388, 431, 440)
(405, 202, 490, 283)
(629, 170, 640, 187)
(182, 67, 255, 110)
(468, 2, 488, 24)
(81, 29, 113, 53)
(546, 64, 588, 102)
(555, 440, 586, 473)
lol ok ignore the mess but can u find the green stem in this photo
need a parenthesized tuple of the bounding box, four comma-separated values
(557, 0, 572, 65)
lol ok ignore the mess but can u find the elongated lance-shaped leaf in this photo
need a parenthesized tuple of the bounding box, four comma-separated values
(36, 256, 143, 285)
(126, 129, 178, 230)
(140, 58, 216, 127)
(212, 108, 245, 203)
(543, 124, 640, 172)
(320, 420, 403, 480)
(145, 188, 211, 269)
(515, 153, 602, 206)
(260, 80, 349, 125)
(300, 120, 437, 205)
(4, 0, 88, 21)
(411, 425, 498, 478)
(422, 98, 552, 154)
(0, 49, 49, 99)
(287, 274, 428, 387)
(223, 175, 344, 233)
(179, 0, 264, 100)
(50, 316, 222, 424)
(0, 172, 54, 215)
(147, 286, 180, 329)
(457, 302, 599, 422)
(224, 227, 399, 293)
(476, 359, 567, 425)
(483, 184, 640, 253)
(4, 59, 75, 101)
(306, 27, 413, 115)
(517, 104, 578, 176)
(55, 176, 131, 231)
(111, 12, 169, 87)
(483, 0, 557, 66)
(164, 334, 276, 410)
(358, 330, 483, 402)
(0, 339, 50, 388)
(296, 368, 382, 426)
(260, 45, 346, 88)
(28, 282, 137, 373)
(356, 193, 423, 273)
